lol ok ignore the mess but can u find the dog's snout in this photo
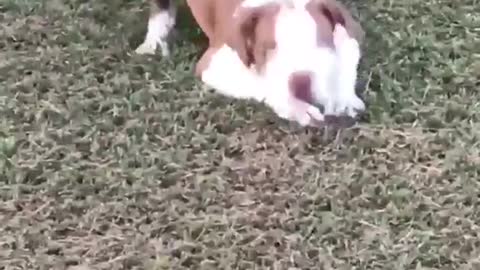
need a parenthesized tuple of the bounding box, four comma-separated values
(289, 71, 313, 104)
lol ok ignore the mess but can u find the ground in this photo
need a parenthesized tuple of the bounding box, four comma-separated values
(0, 0, 479, 269)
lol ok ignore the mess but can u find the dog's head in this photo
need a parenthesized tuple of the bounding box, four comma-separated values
(227, 0, 365, 119)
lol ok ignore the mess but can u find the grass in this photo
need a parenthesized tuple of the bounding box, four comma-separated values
(0, 0, 479, 269)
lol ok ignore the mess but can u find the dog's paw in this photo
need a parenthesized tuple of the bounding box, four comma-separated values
(324, 93, 365, 118)
(293, 104, 325, 127)
(135, 39, 170, 56)
(135, 41, 158, 55)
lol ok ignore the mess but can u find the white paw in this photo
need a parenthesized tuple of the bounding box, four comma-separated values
(294, 104, 325, 127)
(135, 39, 170, 56)
(135, 41, 157, 55)
(135, 10, 175, 56)
(324, 93, 365, 118)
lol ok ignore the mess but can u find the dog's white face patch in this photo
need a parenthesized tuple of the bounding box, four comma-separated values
(199, 43, 327, 127)
(257, 0, 365, 121)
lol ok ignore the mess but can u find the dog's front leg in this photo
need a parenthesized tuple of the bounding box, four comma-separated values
(323, 24, 365, 118)
(135, 0, 176, 56)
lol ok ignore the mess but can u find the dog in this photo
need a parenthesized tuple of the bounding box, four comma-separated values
(135, 0, 366, 127)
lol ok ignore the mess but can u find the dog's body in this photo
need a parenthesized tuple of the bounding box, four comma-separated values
(136, 0, 366, 127)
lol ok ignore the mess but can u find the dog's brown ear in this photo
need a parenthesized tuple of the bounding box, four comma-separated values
(323, 0, 365, 43)
(227, 6, 260, 67)
(227, 4, 279, 70)
(307, 0, 364, 44)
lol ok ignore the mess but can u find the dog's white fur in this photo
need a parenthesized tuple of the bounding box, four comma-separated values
(135, 5, 176, 56)
(136, 0, 365, 127)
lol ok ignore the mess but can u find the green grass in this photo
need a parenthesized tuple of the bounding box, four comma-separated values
(1, 0, 479, 269)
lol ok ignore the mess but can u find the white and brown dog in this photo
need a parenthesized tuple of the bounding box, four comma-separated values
(136, 0, 366, 127)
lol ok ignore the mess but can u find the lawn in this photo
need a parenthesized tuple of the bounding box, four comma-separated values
(1, 0, 479, 269)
